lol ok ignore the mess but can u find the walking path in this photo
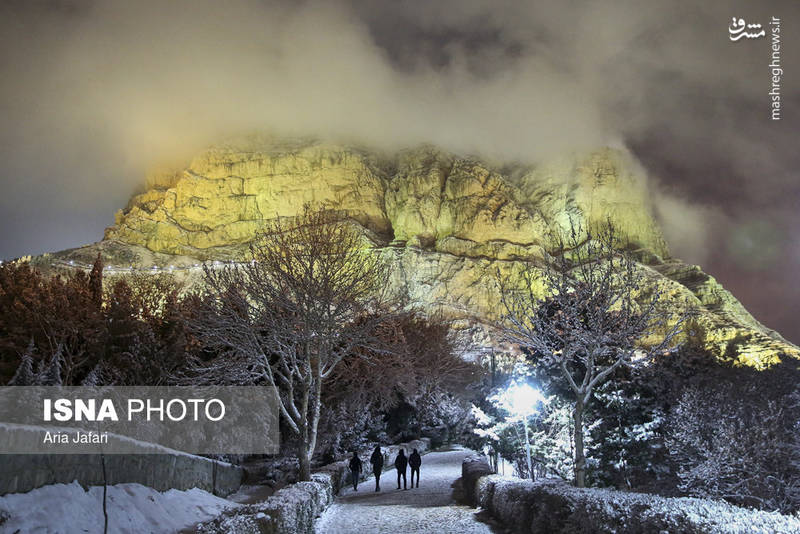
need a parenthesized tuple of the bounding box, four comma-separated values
(314, 446, 501, 534)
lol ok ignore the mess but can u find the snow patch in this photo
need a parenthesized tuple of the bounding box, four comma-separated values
(0, 481, 237, 534)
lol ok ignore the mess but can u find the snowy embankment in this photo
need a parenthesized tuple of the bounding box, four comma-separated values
(0, 481, 237, 534)
(462, 455, 800, 534)
(197, 438, 430, 534)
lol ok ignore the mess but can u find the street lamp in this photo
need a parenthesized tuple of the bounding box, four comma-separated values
(503, 382, 546, 479)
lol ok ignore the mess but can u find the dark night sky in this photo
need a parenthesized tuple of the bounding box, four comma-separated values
(0, 1, 798, 342)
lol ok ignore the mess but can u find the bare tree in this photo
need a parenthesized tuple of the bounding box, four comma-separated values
(667, 384, 800, 513)
(187, 207, 393, 480)
(498, 221, 686, 487)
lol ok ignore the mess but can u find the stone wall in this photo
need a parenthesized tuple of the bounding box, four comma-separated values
(462, 455, 800, 534)
(0, 453, 244, 497)
(0, 426, 244, 496)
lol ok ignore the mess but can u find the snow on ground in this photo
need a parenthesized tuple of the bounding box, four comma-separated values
(314, 447, 501, 534)
(0, 481, 238, 534)
(225, 484, 277, 505)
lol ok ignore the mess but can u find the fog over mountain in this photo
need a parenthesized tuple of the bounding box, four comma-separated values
(0, 0, 798, 340)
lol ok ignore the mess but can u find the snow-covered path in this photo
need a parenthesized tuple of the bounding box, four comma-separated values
(314, 447, 501, 534)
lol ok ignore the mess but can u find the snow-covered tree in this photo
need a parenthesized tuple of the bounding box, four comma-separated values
(667, 383, 800, 512)
(316, 403, 388, 461)
(8, 340, 63, 386)
(188, 206, 394, 480)
(0, 261, 106, 384)
(498, 221, 686, 487)
(8, 339, 36, 385)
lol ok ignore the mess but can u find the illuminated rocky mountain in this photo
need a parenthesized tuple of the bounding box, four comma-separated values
(32, 136, 799, 368)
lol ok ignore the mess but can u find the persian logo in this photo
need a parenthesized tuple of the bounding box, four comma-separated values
(728, 17, 765, 41)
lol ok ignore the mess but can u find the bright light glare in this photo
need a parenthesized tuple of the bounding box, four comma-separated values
(496, 382, 547, 418)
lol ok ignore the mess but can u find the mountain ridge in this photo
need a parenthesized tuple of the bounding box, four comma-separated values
(24, 137, 799, 369)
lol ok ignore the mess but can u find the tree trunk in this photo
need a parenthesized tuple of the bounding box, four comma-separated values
(297, 379, 312, 481)
(522, 417, 533, 480)
(298, 446, 312, 481)
(305, 369, 323, 477)
(573, 400, 586, 488)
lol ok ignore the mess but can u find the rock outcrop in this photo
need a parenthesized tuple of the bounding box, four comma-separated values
(105, 138, 667, 261)
(38, 136, 797, 368)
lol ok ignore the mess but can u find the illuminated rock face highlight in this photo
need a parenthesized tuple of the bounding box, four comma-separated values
(108, 140, 390, 256)
(106, 139, 667, 260)
(95, 137, 798, 368)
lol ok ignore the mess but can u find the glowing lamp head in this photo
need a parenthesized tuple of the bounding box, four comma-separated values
(506, 382, 546, 416)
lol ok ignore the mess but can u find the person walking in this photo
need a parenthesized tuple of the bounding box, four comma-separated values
(370, 445, 384, 492)
(395, 449, 408, 490)
(409, 448, 421, 488)
(349, 451, 363, 491)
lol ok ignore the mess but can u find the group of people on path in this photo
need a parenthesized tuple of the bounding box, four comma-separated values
(349, 446, 422, 492)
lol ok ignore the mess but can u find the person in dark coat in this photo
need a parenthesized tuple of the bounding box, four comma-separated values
(370, 445, 384, 492)
(349, 451, 363, 491)
(409, 448, 422, 488)
(395, 449, 408, 490)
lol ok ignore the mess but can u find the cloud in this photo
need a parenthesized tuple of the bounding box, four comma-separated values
(653, 191, 728, 266)
(0, 0, 798, 337)
(0, 0, 612, 180)
(1, 1, 794, 183)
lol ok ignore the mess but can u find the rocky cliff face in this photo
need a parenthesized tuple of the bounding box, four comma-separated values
(105, 138, 668, 262)
(52, 137, 797, 368)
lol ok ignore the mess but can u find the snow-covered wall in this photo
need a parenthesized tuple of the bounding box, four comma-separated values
(462, 455, 800, 534)
(0, 481, 237, 534)
(0, 424, 245, 497)
(0, 453, 244, 497)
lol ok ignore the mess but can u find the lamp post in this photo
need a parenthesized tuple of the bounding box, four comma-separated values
(506, 382, 545, 480)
